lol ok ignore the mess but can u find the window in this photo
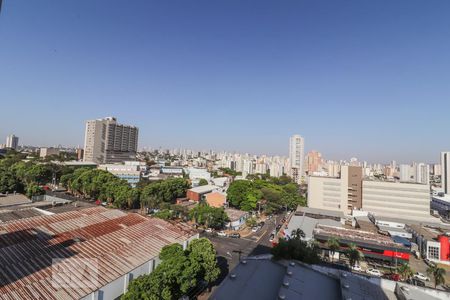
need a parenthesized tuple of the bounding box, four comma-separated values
(428, 246, 440, 260)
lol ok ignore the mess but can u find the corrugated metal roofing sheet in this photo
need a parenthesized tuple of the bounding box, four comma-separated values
(0, 207, 196, 300)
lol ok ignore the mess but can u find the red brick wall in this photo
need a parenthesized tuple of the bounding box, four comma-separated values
(187, 190, 200, 201)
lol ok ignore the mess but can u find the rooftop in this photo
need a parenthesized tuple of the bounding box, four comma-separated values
(188, 185, 219, 194)
(210, 259, 286, 300)
(224, 208, 248, 221)
(0, 208, 43, 223)
(0, 194, 31, 208)
(314, 224, 407, 249)
(286, 215, 342, 240)
(0, 207, 196, 300)
(296, 206, 345, 219)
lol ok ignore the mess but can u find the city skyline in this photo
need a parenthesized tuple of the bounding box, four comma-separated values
(2, 1, 450, 162)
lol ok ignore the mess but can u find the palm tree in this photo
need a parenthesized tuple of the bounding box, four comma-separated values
(397, 263, 413, 281)
(427, 265, 446, 288)
(291, 228, 305, 240)
(326, 237, 340, 263)
(345, 243, 363, 268)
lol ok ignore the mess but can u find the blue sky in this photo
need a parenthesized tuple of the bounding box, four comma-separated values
(1, 0, 449, 163)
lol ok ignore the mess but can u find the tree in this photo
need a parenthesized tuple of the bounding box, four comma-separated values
(188, 204, 228, 229)
(187, 238, 220, 286)
(326, 237, 340, 262)
(397, 263, 413, 281)
(427, 265, 446, 288)
(271, 238, 320, 264)
(25, 183, 45, 198)
(227, 180, 262, 211)
(121, 239, 219, 300)
(345, 243, 363, 267)
(198, 179, 208, 186)
(246, 217, 257, 228)
(290, 228, 306, 240)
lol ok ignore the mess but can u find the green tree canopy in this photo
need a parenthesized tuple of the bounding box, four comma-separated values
(122, 238, 219, 300)
(198, 178, 208, 186)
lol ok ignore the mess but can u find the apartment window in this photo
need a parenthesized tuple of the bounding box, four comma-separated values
(428, 246, 440, 260)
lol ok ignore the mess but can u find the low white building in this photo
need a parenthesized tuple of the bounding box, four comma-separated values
(225, 208, 248, 230)
(98, 162, 144, 187)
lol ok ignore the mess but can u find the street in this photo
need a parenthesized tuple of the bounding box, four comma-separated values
(198, 214, 281, 299)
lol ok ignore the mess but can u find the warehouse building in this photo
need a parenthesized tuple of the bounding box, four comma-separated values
(0, 207, 198, 300)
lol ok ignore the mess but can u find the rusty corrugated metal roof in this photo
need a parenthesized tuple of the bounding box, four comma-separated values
(0, 207, 196, 300)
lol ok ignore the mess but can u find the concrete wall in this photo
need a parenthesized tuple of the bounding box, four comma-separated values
(363, 181, 430, 219)
(307, 176, 347, 213)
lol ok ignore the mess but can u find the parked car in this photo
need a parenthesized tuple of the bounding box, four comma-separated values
(269, 234, 275, 242)
(407, 278, 426, 287)
(382, 273, 400, 281)
(229, 233, 240, 238)
(424, 259, 437, 268)
(259, 221, 265, 227)
(351, 265, 363, 272)
(413, 272, 430, 281)
(366, 268, 382, 277)
(276, 224, 282, 231)
(251, 227, 258, 232)
(205, 228, 213, 233)
(217, 231, 227, 237)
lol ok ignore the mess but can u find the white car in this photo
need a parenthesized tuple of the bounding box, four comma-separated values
(351, 265, 363, 272)
(251, 227, 258, 232)
(205, 228, 213, 233)
(217, 231, 227, 237)
(413, 272, 430, 281)
(366, 268, 382, 277)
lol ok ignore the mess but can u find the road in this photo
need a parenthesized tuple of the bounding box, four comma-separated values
(198, 214, 282, 299)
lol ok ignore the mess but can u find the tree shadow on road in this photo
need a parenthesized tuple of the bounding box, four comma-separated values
(213, 256, 230, 286)
(249, 244, 272, 256)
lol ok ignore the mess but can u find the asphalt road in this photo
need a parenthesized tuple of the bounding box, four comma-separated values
(203, 213, 281, 275)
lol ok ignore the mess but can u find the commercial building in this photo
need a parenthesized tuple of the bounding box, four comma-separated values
(289, 134, 305, 184)
(362, 180, 430, 220)
(0, 207, 198, 300)
(39, 147, 61, 158)
(431, 194, 450, 220)
(5, 134, 19, 149)
(186, 185, 219, 201)
(83, 117, 139, 164)
(408, 224, 450, 265)
(98, 161, 145, 187)
(307, 166, 362, 214)
(314, 225, 410, 264)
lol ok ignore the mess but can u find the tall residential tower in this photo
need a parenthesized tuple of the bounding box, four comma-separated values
(289, 134, 304, 184)
(83, 117, 139, 164)
(5, 134, 19, 149)
(441, 152, 450, 194)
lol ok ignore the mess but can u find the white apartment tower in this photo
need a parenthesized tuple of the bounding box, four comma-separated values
(441, 152, 450, 194)
(289, 134, 305, 184)
(5, 134, 19, 149)
(83, 117, 139, 164)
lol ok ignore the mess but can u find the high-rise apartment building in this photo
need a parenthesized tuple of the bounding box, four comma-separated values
(306, 150, 323, 174)
(5, 134, 19, 149)
(289, 134, 304, 184)
(83, 117, 139, 164)
(441, 152, 450, 194)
